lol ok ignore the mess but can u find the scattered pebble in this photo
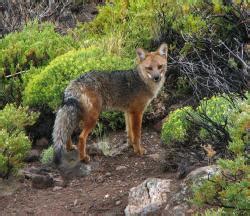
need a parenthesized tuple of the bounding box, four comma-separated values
(116, 165, 127, 171)
(104, 194, 110, 199)
(105, 172, 112, 177)
(73, 199, 78, 206)
(52, 186, 63, 192)
(115, 200, 122, 206)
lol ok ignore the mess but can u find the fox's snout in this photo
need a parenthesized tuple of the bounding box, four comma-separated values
(153, 74, 160, 82)
(136, 43, 168, 84)
(148, 71, 161, 82)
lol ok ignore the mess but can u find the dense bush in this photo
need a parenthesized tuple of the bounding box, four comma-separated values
(76, 0, 159, 57)
(192, 102, 249, 214)
(161, 93, 249, 214)
(161, 95, 236, 145)
(0, 20, 78, 76)
(0, 21, 78, 108)
(154, 0, 248, 99)
(0, 104, 39, 178)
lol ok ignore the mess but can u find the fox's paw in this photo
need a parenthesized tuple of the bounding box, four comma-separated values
(80, 154, 91, 163)
(134, 146, 147, 156)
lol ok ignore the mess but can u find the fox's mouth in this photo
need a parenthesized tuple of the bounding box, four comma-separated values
(147, 73, 161, 82)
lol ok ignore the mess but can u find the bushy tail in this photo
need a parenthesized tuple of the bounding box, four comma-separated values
(53, 100, 81, 165)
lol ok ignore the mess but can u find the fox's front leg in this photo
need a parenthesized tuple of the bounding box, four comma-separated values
(125, 112, 133, 147)
(130, 111, 146, 155)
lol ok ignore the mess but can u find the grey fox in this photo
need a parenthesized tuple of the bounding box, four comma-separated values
(53, 43, 168, 165)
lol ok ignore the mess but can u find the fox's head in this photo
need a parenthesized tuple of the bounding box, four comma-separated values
(136, 43, 168, 83)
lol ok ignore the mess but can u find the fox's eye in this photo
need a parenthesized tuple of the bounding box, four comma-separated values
(158, 65, 163, 70)
(146, 66, 152, 70)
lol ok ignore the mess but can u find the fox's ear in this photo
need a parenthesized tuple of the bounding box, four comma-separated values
(158, 43, 168, 59)
(136, 48, 147, 62)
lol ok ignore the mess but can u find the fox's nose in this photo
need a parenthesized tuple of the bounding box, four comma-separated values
(153, 75, 160, 82)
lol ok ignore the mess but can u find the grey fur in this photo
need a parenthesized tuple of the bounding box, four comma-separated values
(53, 103, 80, 165)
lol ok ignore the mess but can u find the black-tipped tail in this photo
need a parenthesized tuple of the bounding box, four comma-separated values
(54, 147, 63, 165)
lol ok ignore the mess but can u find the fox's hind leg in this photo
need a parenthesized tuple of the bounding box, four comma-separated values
(130, 111, 146, 155)
(78, 112, 99, 162)
(77, 91, 101, 163)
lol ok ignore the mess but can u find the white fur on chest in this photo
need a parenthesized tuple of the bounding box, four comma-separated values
(145, 78, 165, 109)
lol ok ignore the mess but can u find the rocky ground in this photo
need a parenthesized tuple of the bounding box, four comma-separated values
(0, 128, 215, 216)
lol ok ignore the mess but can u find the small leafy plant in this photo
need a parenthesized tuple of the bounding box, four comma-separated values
(161, 106, 193, 145)
(0, 104, 39, 178)
(40, 146, 54, 165)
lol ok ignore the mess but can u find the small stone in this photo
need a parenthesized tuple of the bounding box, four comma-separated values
(116, 165, 127, 171)
(115, 200, 122, 206)
(52, 186, 63, 192)
(25, 208, 34, 214)
(105, 172, 112, 177)
(104, 194, 110, 199)
(32, 174, 54, 189)
(73, 199, 78, 206)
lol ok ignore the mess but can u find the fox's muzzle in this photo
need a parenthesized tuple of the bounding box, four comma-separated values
(153, 75, 161, 82)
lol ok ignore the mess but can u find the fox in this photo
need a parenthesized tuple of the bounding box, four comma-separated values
(53, 43, 168, 165)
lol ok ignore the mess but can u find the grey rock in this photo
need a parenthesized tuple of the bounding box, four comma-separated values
(184, 165, 219, 185)
(165, 204, 189, 216)
(59, 149, 92, 179)
(124, 178, 172, 216)
(165, 165, 220, 215)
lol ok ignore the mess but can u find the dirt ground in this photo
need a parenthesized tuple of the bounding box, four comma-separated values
(0, 128, 180, 216)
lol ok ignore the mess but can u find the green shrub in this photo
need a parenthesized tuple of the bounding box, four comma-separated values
(76, 0, 160, 57)
(197, 96, 233, 126)
(0, 104, 39, 178)
(161, 106, 194, 145)
(0, 20, 78, 75)
(40, 146, 54, 165)
(0, 21, 78, 108)
(23, 46, 134, 110)
(197, 96, 233, 140)
(192, 95, 250, 215)
(161, 95, 242, 145)
(228, 100, 250, 155)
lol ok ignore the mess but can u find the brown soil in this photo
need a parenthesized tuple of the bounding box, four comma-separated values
(0, 128, 180, 216)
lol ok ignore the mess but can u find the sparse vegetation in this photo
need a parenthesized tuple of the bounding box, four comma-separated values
(40, 146, 54, 165)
